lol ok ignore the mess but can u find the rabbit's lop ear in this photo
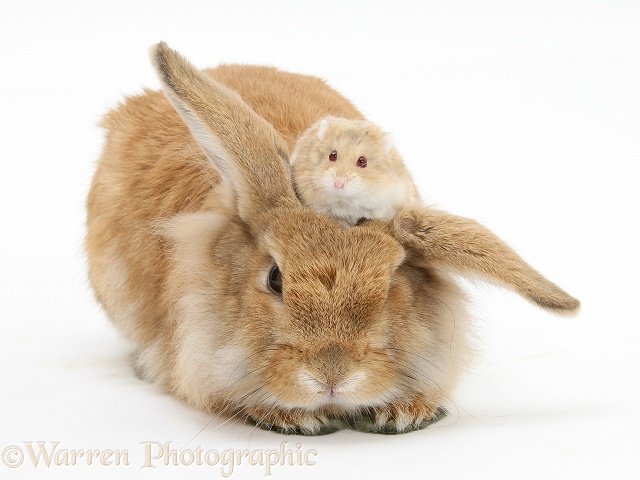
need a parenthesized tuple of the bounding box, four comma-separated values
(393, 208, 580, 315)
(150, 42, 299, 226)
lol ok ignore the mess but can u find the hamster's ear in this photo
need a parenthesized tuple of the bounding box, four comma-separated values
(150, 42, 298, 228)
(393, 208, 580, 315)
(383, 132, 394, 154)
(318, 118, 329, 141)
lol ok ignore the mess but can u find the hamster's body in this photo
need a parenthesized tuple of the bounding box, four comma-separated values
(290, 116, 420, 225)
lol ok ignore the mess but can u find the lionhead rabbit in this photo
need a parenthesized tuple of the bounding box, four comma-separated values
(85, 42, 579, 435)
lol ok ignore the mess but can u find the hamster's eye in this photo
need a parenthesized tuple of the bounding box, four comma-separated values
(329, 151, 338, 161)
(357, 156, 367, 168)
(268, 265, 283, 294)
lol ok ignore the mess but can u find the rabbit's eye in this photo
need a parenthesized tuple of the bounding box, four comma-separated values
(268, 265, 283, 294)
(357, 156, 367, 168)
(329, 151, 338, 161)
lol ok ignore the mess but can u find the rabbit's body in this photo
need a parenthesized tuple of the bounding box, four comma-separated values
(86, 44, 579, 434)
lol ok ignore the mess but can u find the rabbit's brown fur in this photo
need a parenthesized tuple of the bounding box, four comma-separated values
(86, 43, 579, 434)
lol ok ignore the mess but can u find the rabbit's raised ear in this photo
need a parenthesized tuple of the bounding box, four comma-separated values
(393, 208, 580, 314)
(150, 42, 299, 227)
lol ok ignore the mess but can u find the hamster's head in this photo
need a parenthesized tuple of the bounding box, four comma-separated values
(290, 117, 399, 205)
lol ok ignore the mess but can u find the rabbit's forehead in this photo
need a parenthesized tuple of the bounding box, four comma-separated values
(262, 211, 405, 278)
(279, 240, 397, 336)
(268, 223, 398, 265)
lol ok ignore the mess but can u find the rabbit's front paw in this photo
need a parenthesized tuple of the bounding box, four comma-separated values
(246, 407, 340, 436)
(364, 395, 447, 434)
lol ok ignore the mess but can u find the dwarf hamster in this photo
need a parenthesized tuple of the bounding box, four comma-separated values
(289, 116, 420, 225)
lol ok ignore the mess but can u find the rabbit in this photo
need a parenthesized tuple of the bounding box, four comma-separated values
(289, 116, 421, 226)
(85, 42, 580, 435)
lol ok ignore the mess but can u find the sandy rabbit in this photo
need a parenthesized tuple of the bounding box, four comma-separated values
(85, 43, 579, 435)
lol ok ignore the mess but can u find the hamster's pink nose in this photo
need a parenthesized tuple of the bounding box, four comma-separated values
(334, 178, 346, 189)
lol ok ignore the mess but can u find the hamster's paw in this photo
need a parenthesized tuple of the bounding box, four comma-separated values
(246, 407, 341, 436)
(363, 395, 448, 434)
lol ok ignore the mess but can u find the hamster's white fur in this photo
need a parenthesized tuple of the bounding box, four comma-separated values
(290, 116, 420, 225)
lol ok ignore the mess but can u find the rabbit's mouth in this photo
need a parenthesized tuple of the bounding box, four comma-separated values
(295, 370, 367, 407)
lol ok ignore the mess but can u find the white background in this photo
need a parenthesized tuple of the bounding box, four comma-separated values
(1, 1, 639, 478)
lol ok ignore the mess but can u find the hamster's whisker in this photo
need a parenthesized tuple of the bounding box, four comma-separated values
(297, 175, 327, 190)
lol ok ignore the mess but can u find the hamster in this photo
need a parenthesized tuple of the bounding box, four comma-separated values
(289, 116, 420, 226)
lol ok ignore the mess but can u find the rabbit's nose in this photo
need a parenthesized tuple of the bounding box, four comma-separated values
(316, 343, 349, 367)
(311, 343, 352, 385)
